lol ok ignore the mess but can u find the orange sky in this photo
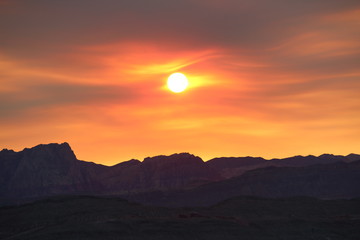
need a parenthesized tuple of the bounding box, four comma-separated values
(1, 1, 359, 165)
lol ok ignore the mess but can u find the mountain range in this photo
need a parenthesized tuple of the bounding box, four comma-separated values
(1, 142, 359, 206)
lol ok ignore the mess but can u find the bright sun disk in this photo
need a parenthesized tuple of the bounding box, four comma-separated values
(167, 73, 188, 93)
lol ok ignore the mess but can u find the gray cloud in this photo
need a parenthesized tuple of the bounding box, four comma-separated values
(1, 0, 360, 57)
(1, 0, 359, 123)
(0, 82, 136, 118)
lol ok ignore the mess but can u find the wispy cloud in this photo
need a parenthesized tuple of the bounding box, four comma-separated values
(0, 0, 359, 164)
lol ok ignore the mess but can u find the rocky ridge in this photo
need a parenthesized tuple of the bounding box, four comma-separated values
(1, 143, 359, 206)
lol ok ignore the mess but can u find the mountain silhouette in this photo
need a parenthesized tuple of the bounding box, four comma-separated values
(0, 143, 106, 200)
(100, 153, 221, 194)
(1, 143, 359, 206)
(205, 154, 354, 178)
(128, 160, 360, 207)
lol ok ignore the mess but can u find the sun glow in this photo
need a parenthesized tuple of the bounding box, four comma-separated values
(167, 73, 189, 93)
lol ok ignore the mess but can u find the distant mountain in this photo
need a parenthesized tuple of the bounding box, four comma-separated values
(1, 143, 359, 206)
(206, 154, 359, 178)
(206, 157, 268, 178)
(127, 160, 360, 207)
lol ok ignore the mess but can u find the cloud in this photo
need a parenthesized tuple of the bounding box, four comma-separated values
(0, 0, 359, 163)
(2, 1, 359, 57)
(0, 81, 136, 122)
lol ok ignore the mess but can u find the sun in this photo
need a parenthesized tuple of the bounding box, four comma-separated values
(167, 73, 189, 93)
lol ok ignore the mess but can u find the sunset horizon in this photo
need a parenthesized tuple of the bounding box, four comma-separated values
(1, 0, 359, 166)
(2, 1, 360, 239)
(2, 141, 360, 167)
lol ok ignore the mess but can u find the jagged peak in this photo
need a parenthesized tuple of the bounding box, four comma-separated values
(19, 142, 78, 163)
(143, 152, 203, 164)
(0, 148, 15, 153)
(319, 153, 335, 157)
(346, 153, 360, 162)
(1, 142, 72, 155)
(26, 142, 71, 150)
(111, 159, 141, 168)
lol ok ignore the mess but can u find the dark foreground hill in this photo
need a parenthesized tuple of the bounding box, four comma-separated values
(0, 195, 359, 240)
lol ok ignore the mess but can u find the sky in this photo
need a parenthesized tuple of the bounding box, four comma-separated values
(1, 0, 359, 165)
